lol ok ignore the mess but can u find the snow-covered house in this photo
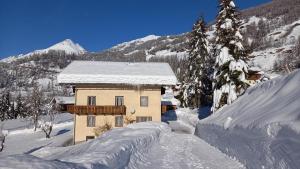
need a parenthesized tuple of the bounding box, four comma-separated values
(51, 96, 75, 112)
(57, 61, 177, 143)
(246, 67, 264, 85)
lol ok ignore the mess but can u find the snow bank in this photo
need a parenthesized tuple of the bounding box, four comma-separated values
(195, 70, 300, 169)
(162, 108, 211, 134)
(0, 113, 73, 157)
(161, 87, 180, 106)
(0, 122, 170, 169)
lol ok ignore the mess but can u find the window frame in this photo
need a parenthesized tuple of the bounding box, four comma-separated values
(87, 96, 96, 106)
(115, 116, 124, 127)
(86, 136, 95, 141)
(115, 96, 124, 106)
(140, 96, 149, 107)
(136, 116, 152, 123)
(87, 115, 96, 127)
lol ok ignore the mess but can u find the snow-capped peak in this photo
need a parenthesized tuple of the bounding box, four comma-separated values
(1, 39, 87, 63)
(29, 39, 87, 56)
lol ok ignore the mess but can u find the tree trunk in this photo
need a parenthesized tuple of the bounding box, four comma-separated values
(0, 136, 5, 152)
(285, 64, 291, 74)
(44, 126, 52, 139)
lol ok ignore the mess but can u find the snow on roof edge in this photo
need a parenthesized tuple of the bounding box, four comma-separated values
(58, 61, 178, 86)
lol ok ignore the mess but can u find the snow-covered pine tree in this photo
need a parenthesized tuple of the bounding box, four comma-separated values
(212, 0, 249, 112)
(9, 102, 16, 119)
(15, 93, 27, 118)
(181, 16, 212, 108)
(0, 91, 11, 120)
(0, 95, 5, 121)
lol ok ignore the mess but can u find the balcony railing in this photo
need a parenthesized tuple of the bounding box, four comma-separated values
(67, 105, 126, 115)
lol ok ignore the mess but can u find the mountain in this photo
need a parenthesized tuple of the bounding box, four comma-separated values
(0, 0, 299, 100)
(1, 39, 86, 63)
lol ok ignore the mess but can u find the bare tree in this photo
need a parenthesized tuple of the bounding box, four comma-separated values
(39, 103, 57, 138)
(39, 120, 53, 139)
(0, 124, 8, 152)
(28, 83, 44, 131)
(274, 37, 300, 73)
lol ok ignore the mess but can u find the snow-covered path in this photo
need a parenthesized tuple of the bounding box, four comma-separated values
(0, 120, 244, 169)
(135, 128, 245, 169)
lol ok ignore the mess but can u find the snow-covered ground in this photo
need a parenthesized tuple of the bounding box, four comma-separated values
(0, 122, 244, 169)
(0, 113, 73, 157)
(112, 35, 161, 51)
(195, 69, 300, 169)
(2, 68, 299, 169)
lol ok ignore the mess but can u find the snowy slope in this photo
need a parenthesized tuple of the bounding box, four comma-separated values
(0, 122, 244, 169)
(111, 35, 161, 51)
(1, 39, 86, 63)
(0, 113, 73, 157)
(195, 70, 300, 169)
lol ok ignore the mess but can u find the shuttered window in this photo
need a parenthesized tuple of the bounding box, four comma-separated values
(87, 115, 96, 127)
(115, 116, 124, 127)
(136, 116, 152, 123)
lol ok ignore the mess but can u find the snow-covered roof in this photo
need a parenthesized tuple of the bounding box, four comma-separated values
(52, 96, 75, 105)
(57, 61, 178, 85)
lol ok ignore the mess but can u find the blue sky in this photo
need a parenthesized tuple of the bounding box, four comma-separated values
(0, 0, 271, 58)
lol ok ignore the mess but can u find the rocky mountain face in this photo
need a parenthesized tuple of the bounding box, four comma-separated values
(0, 0, 300, 99)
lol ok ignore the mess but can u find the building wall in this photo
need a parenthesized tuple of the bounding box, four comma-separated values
(74, 84, 162, 143)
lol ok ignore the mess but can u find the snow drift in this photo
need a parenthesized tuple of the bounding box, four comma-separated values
(195, 70, 300, 169)
(0, 122, 169, 169)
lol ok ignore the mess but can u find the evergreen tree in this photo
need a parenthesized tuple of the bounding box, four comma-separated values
(212, 0, 249, 112)
(0, 91, 11, 120)
(0, 95, 5, 121)
(181, 17, 213, 108)
(9, 102, 16, 119)
(15, 93, 26, 118)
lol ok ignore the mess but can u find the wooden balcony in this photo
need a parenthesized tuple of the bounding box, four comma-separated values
(67, 105, 126, 115)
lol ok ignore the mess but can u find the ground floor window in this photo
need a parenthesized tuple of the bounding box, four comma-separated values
(115, 116, 124, 127)
(86, 136, 95, 141)
(136, 116, 152, 123)
(140, 96, 149, 107)
(87, 115, 96, 127)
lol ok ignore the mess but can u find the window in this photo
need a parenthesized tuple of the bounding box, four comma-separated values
(115, 116, 124, 127)
(86, 136, 95, 141)
(136, 116, 152, 123)
(88, 96, 96, 106)
(87, 115, 96, 127)
(115, 96, 124, 106)
(140, 96, 148, 107)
